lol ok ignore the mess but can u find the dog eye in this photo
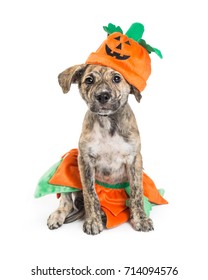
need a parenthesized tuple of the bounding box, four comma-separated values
(112, 75, 121, 83)
(85, 76, 94, 85)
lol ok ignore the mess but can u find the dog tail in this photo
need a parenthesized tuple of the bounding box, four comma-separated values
(64, 194, 85, 224)
(64, 191, 107, 225)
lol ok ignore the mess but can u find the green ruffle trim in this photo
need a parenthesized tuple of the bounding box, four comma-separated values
(34, 160, 79, 198)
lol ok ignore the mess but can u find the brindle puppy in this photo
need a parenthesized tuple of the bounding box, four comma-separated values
(47, 64, 154, 234)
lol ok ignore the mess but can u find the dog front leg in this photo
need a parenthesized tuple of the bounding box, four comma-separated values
(78, 155, 103, 235)
(127, 153, 154, 232)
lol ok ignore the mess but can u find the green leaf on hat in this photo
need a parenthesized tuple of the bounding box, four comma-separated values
(103, 23, 123, 35)
(139, 39, 163, 58)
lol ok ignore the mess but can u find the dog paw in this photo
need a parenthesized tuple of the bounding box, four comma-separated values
(47, 210, 66, 230)
(83, 218, 104, 235)
(130, 217, 154, 232)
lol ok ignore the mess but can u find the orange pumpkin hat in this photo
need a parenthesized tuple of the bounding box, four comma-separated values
(86, 23, 162, 92)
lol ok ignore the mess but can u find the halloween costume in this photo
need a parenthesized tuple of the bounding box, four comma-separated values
(35, 23, 167, 229)
(35, 149, 167, 228)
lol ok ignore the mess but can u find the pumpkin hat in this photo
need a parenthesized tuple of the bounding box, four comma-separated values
(86, 23, 162, 92)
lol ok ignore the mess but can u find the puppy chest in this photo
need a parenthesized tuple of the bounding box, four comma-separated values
(89, 125, 134, 169)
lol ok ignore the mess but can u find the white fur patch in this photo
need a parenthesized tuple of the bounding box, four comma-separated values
(88, 121, 136, 184)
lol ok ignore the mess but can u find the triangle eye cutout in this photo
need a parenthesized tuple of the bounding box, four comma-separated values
(116, 43, 122, 50)
(114, 36, 121, 41)
(125, 40, 131, 46)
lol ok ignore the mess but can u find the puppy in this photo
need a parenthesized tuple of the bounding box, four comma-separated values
(47, 64, 154, 234)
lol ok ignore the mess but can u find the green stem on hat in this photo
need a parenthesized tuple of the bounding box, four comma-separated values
(125, 22, 144, 42)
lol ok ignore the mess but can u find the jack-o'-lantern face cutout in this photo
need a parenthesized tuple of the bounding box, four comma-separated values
(105, 33, 132, 60)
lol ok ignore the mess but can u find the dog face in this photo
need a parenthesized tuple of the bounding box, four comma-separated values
(79, 65, 131, 116)
(58, 64, 142, 115)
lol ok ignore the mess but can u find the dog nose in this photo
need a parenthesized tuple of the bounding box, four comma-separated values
(95, 92, 111, 104)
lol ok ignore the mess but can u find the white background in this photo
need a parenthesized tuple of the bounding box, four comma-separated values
(1, 0, 208, 279)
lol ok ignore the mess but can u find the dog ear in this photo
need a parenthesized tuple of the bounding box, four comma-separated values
(58, 64, 87, 93)
(130, 85, 142, 103)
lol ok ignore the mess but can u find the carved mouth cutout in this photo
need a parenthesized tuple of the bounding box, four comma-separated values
(105, 44, 130, 60)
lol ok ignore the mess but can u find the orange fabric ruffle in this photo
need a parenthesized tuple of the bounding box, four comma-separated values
(49, 149, 167, 228)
